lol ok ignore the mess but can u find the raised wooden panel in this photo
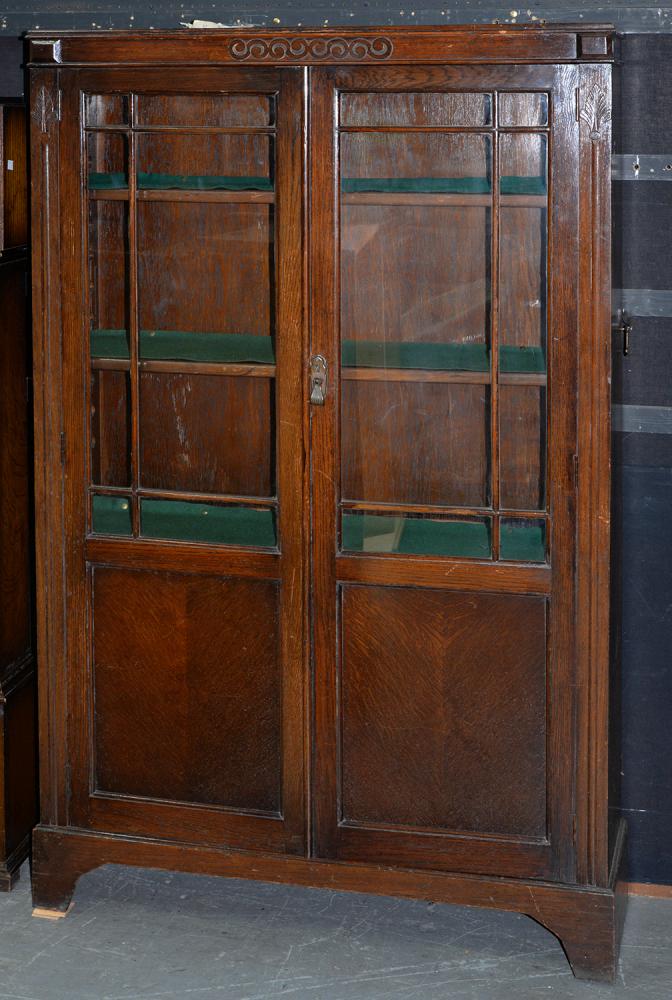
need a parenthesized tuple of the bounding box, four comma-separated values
(340, 585, 547, 838)
(92, 567, 281, 814)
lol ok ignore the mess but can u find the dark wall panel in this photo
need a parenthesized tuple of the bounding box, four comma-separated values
(1, 2, 672, 33)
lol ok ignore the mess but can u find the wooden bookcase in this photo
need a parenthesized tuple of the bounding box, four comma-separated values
(0, 99, 38, 890)
(28, 26, 623, 980)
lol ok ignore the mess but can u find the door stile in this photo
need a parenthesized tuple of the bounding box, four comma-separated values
(309, 67, 341, 859)
(275, 67, 309, 853)
(544, 63, 581, 882)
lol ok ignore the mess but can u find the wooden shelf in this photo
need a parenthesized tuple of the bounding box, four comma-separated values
(91, 358, 543, 385)
(91, 357, 276, 378)
(342, 367, 546, 386)
(342, 192, 547, 208)
(342, 367, 489, 384)
(90, 189, 275, 204)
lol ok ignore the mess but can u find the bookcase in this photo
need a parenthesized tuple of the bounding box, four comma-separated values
(28, 26, 623, 980)
(0, 99, 37, 890)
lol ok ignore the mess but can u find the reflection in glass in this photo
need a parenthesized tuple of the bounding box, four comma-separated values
(137, 201, 274, 363)
(136, 133, 273, 191)
(87, 132, 128, 189)
(340, 130, 492, 511)
(499, 386, 546, 511)
(342, 382, 490, 507)
(342, 512, 492, 559)
(85, 94, 129, 127)
(498, 132, 548, 513)
(88, 200, 129, 341)
(135, 93, 273, 128)
(91, 370, 131, 488)
(498, 92, 549, 128)
(340, 92, 492, 127)
(139, 372, 275, 497)
(92, 495, 132, 536)
(499, 132, 547, 361)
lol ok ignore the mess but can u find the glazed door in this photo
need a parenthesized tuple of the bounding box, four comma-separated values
(58, 68, 306, 855)
(311, 65, 580, 880)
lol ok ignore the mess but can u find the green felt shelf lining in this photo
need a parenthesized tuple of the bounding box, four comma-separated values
(90, 330, 275, 364)
(342, 513, 546, 563)
(500, 521, 546, 563)
(88, 174, 545, 195)
(91, 330, 545, 375)
(141, 500, 276, 546)
(88, 172, 273, 191)
(343, 513, 491, 559)
(341, 176, 547, 196)
(92, 495, 277, 546)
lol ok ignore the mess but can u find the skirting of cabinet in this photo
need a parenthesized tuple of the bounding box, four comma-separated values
(0, 834, 31, 891)
(31, 819, 627, 983)
(0, 665, 38, 892)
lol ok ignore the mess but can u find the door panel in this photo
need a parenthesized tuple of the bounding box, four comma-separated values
(93, 568, 281, 813)
(340, 585, 547, 837)
(311, 64, 579, 880)
(60, 67, 306, 855)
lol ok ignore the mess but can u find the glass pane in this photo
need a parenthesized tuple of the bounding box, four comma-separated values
(139, 372, 275, 496)
(342, 512, 492, 559)
(92, 495, 132, 536)
(498, 133, 547, 513)
(87, 132, 128, 190)
(88, 200, 129, 351)
(85, 94, 129, 127)
(499, 92, 548, 128)
(500, 517, 546, 563)
(340, 131, 491, 511)
(138, 202, 274, 363)
(342, 381, 490, 506)
(341, 132, 491, 369)
(91, 371, 131, 487)
(499, 132, 547, 365)
(135, 93, 273, 127)
(140, 499, 276, 547)
(136, 132, 273, 191)
(137, 201, 273, 363)
(340, 92, 492, 127)
(499, 386, 546, 511)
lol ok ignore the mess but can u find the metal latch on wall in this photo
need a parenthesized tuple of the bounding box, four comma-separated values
(309, 355, 328, 405)
(613, 310, 633, 356)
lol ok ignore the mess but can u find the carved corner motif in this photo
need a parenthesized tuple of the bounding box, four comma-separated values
(31, 86, 56, 134)
(579, 85, 611, 141)
(229, 35, 393, 62)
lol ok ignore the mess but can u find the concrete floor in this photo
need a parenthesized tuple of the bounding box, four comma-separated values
(0, 863, 670, 999)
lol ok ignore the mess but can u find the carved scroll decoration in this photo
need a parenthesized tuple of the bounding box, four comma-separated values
(31, 86, 56, 134)
(229, 35, 393, 61)
(579, 85, 611, 141)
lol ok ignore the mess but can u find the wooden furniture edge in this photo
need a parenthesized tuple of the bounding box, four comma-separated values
(31, 822, 625, 932)
(25, 26, 615, 67)
(0, 834, 31, 891)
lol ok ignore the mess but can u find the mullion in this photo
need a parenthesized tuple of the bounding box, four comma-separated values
(490, 93, 501, 560)
(128, 94, 141, 536)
